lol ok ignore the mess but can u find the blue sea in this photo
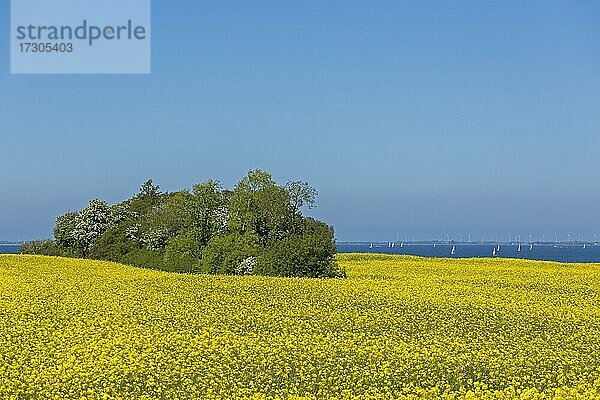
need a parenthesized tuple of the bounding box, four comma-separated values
(337, 242, 600, 263)
(0, 244, 20, 254)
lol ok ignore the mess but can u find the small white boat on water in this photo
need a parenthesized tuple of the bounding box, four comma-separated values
(492, 248, 497, 256)
(451, 246, 456, 255)
(517, 244, 521, 252)
(529, 244, 533, 251)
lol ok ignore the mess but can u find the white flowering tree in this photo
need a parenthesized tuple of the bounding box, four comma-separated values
(53, 211, 79, 249)
(72, 199, 111, 257)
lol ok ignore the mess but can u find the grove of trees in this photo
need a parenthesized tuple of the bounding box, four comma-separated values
(22, 170, 345, 278)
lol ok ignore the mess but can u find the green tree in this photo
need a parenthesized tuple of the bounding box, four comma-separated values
(189, 180, 228, 246)
(228, 169, 295, 245)
(133, 182, 226, 255)
(134, 192, 189, 250)
(127, 179, 163, 219)
(285, 181, 317, 211)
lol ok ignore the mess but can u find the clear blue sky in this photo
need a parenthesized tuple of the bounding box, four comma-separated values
(1, 1, 599, 242)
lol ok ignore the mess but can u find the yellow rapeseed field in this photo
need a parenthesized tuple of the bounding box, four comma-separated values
(1, 254, 600, 399)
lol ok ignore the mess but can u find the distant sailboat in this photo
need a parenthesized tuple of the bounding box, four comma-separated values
(529, 244, 533, 251)
(369, 243, 373, 249)
(517, 244, 521, 252)
(492, 248, 497, 256)
(391, 242, 395, 248)
(451, 246, 456, 255)
(400, 242, 404, 248)
(433, 243, 436, 248)
(583, 243, 586, 249)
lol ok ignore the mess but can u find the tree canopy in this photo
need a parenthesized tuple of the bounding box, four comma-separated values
(23, 170, 344, 278)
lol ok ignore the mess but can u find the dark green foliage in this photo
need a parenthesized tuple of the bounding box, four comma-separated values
(23, 170, 342, 278)
(256, 218, 345, 278)
(87, 226, 134, 262)
(200, 232, 260, 275)
(120, 248, 166, 271)
(20, 240, 65, 256)
(163, 229, 203, 273)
